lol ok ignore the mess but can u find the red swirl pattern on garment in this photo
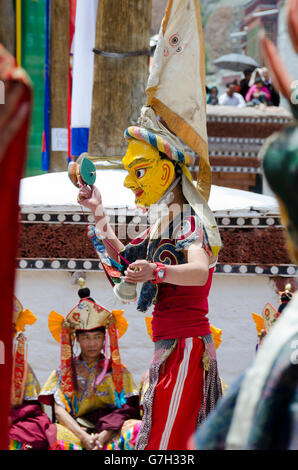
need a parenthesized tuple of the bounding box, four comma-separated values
(173, 216, 197, 242)
(153, 239, 179, 265)
(129, 228, 151, 246)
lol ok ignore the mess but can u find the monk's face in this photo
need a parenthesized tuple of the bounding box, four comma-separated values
(77, 330, 105, 361)
(122, 140, 175, 207)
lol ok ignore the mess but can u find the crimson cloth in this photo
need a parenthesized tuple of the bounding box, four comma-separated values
(0, 45, 32, 450)
(83, 395, 141, 433)
(9, 402, 57, 449)
(152, 267, 214, 342)
(145, 337, 204, 450)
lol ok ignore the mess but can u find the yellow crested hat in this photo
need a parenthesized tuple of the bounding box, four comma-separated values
(49, 300, 127, 342)
(252, 302, 280, 339)
(13, 296, 37, 336)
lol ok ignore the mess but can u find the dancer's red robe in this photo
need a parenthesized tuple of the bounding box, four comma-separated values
(0, 44, 32, 450)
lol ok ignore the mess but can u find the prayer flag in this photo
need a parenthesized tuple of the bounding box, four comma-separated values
(71, 0, 98, 157)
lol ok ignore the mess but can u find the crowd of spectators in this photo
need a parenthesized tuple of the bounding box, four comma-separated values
(207, 67, 280, 108)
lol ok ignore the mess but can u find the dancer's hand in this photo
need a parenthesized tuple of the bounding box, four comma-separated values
(78, 184, 103, 215)
(123, 260, 156, 283)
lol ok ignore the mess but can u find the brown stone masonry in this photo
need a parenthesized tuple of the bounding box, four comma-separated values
(18, 223, 292, 265)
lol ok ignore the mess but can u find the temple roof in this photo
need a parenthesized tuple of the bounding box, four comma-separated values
(19, 169, 279, 215)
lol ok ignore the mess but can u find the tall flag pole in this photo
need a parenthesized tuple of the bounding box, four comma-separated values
(68, 0, 77, 161)
(71, 0, 98, 157)
(42, 0, 51, 171)
(16, 0, 22, 67)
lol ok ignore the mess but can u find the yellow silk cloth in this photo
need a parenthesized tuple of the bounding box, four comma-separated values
(11, 363, 42, 409)
(55, 424, 82, 447)
(23, 365, 41, 401)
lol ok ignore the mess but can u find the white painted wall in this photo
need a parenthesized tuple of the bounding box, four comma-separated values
(15, 270, 280, 398)
(208, 275, 280, 385)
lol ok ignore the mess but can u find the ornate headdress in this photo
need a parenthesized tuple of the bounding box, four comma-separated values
(123, 0, 222, 257)
(252, 303, 280, 346)
(252, 284, 294, 347)
(48, 281, 128, 414)
(12, 297, 37, 407)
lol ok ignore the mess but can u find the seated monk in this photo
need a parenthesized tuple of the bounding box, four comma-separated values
(9, 297, 56, 450)
(38, 283, 140, 450)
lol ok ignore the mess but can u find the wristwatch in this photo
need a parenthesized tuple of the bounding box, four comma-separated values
(151, 262, 167, 284)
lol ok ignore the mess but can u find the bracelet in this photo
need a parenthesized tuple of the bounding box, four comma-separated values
(151, 262, 167, 284)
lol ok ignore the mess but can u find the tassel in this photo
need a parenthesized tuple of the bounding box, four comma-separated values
(70, 332, 78, 392)
(115, 390, 126, 409)
(95, 330, 109, 387)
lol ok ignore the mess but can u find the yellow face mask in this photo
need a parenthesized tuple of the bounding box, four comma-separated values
(122, 140, 175, 207)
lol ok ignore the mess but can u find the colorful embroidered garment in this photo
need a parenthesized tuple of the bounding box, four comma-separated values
(121, 206, 222, 449)
(122, 208, 212, 313)
(104, 420, 142, 450)
(39, 356, 139, 449)
(40, 356, 137, 417)
(21, 364, 41, 401)
(11, 333, 28, 407)
(11, 363, 41, 408)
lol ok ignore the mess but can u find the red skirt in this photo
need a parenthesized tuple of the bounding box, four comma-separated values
(145, 337, 204, 450)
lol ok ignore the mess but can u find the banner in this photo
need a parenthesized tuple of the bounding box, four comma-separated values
(20, 0, 47, 175)
(42, 0, 50, 171)
(68, 0, 77, 160)
(71, 0, 98, 157)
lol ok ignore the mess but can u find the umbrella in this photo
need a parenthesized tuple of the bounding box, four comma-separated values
(214, 53, 259, 72)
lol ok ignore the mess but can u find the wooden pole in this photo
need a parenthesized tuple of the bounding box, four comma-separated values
(0, 0, 15, 56)
(49, 0, 69, 172)
(15, 0, 21, 66)
(88, 0, 152, 160)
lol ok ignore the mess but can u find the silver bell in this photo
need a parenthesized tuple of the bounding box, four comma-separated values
(113, 279, 138, 303)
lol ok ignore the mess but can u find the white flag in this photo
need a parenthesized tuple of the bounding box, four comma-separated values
(71, 0, 98, 156)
